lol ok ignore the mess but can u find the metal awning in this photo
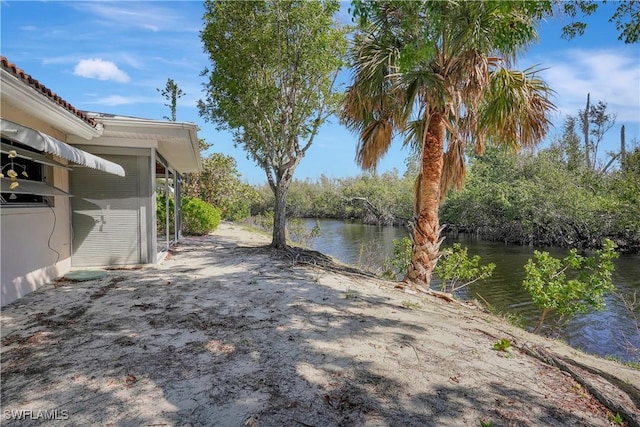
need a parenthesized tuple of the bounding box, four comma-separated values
(1, 142, 72, 170)
(0, 118, 125, 176)
(1, 177, 71, 197)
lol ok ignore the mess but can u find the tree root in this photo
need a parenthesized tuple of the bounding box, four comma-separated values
(279, 246, 384, 281)
(392, 281, 469, 306)
(521, 344, 640, 427)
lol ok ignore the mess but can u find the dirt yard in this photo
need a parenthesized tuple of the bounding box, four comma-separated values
(1, 222, 638, 426)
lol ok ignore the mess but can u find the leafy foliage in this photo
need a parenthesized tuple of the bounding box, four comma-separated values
(434, 244, 496, 294)
(156, 192, 175, 235)
(157, 78, 185, 121)
(560, 0, 640, 44)
(183, 153, 258, 221)
(251, 169, 415, 225)
(611, 145, 640, 206)
(382, 236, 412, 280)
(158, 193, 221, 236)
(441, 139, 640, 253)
(492, 339, 512, 352)
(181, 196, 221, 236)
(287, 218, 321, 247)
(522, 239, 618, 333)
(199, 0, 347, 248)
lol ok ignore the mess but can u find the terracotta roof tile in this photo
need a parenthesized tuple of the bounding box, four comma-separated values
(0, 56, 98, 128)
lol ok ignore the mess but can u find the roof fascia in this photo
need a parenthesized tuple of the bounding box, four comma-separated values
(89, 114, 202, 173)
(1, 69, 102, 140)
(94, 114, 198, 136)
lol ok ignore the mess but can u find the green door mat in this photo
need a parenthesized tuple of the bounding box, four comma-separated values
(64, 270, 108, 281)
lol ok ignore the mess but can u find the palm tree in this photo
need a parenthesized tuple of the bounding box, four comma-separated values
(342, 1, 556, 288)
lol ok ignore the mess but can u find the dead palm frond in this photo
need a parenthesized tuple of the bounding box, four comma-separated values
(356, 119, 394, 170)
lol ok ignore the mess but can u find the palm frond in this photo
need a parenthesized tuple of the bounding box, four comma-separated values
(479, 66, 556, 151)
(403, 117, 427, 153)
(342, 23, 410, 171)
(356, 119, 393, 170)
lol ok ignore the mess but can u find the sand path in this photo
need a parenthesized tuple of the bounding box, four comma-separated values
(2, 222, 638, 426)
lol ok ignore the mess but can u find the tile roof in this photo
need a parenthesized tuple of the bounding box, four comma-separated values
(0, 56, 98, 128)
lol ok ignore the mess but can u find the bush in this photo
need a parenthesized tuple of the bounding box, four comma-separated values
(522, 239, 618, 333)
(182, 196, 221, 235)
(157, 193, 175, 235)
(287, 218, 321, 247)
(434, 243, 495, 294)
(383, 236, 412, 280)
(225, 200, 251, 222)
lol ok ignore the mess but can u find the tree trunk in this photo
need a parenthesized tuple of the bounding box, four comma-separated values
(621, 124, 626, 165)
(583, 93, 591, 170)
(272, 177, 290, 249)
(404, 112, 446, 287)
(533, 308, 550, 334)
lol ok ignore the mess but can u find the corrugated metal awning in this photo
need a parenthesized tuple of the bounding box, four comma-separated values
(0, 118, 125, 176)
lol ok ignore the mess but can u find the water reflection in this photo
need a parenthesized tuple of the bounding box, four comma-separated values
(303, 218, 640, 362)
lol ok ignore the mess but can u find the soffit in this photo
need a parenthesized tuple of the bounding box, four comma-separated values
(84, 113, 202, 173)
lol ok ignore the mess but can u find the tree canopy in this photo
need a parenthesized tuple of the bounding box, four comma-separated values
(183, 152, 259, 222)
(559, 0, 640, 44)
(199, 0, 347, 248)
(157, 78, 185, 122)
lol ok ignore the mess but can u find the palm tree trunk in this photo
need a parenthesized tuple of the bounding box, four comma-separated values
(404, 111, 446, 287)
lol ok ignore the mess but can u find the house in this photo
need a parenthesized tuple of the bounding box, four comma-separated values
(0, 56, 202, 306)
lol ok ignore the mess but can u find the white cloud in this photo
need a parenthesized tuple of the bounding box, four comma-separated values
(91, 95, 132, 106)
(86, 94, 161, 107)
(70, 2, 198, 33)
(73, 58, 130, 83)
(533, 48, 640, 124)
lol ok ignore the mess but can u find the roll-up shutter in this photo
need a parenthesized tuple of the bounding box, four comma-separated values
(71, 155, 141, 267)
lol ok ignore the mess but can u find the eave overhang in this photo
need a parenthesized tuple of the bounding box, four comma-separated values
(0, 68, 103, 140)
(80, 114, 202, 174)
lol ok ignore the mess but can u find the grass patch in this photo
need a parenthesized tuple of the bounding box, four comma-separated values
(400, 300, 421, 310)
(475, 294, 525, 328)
(605, 355, 640, 370)
(344, 289, 356, 299)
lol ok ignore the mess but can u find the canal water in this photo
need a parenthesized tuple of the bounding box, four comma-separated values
(302, 218, 640, 362)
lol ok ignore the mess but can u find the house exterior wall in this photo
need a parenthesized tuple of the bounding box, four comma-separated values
(70, 146, 154, 267)
(1, 106, 73, 307)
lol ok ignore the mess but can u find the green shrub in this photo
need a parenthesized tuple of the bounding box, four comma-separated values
(523, 239, 618, 333)
(182, 196, 221, 235)
(156, 193, 175, 234)
(435, 243, 495, 293)
(287, 218, 321, 247)
(224, 200, 251, 222)
(382, 236, 413, 280)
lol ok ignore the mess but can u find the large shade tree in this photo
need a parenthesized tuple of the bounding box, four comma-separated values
(342, 1, 556, 287)
(199, 0, 346, 248)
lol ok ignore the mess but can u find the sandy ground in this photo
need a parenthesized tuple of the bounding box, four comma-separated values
(1, 222, 639, 427)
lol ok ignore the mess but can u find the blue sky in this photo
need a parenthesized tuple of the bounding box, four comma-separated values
(1, 1, 638, 185)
